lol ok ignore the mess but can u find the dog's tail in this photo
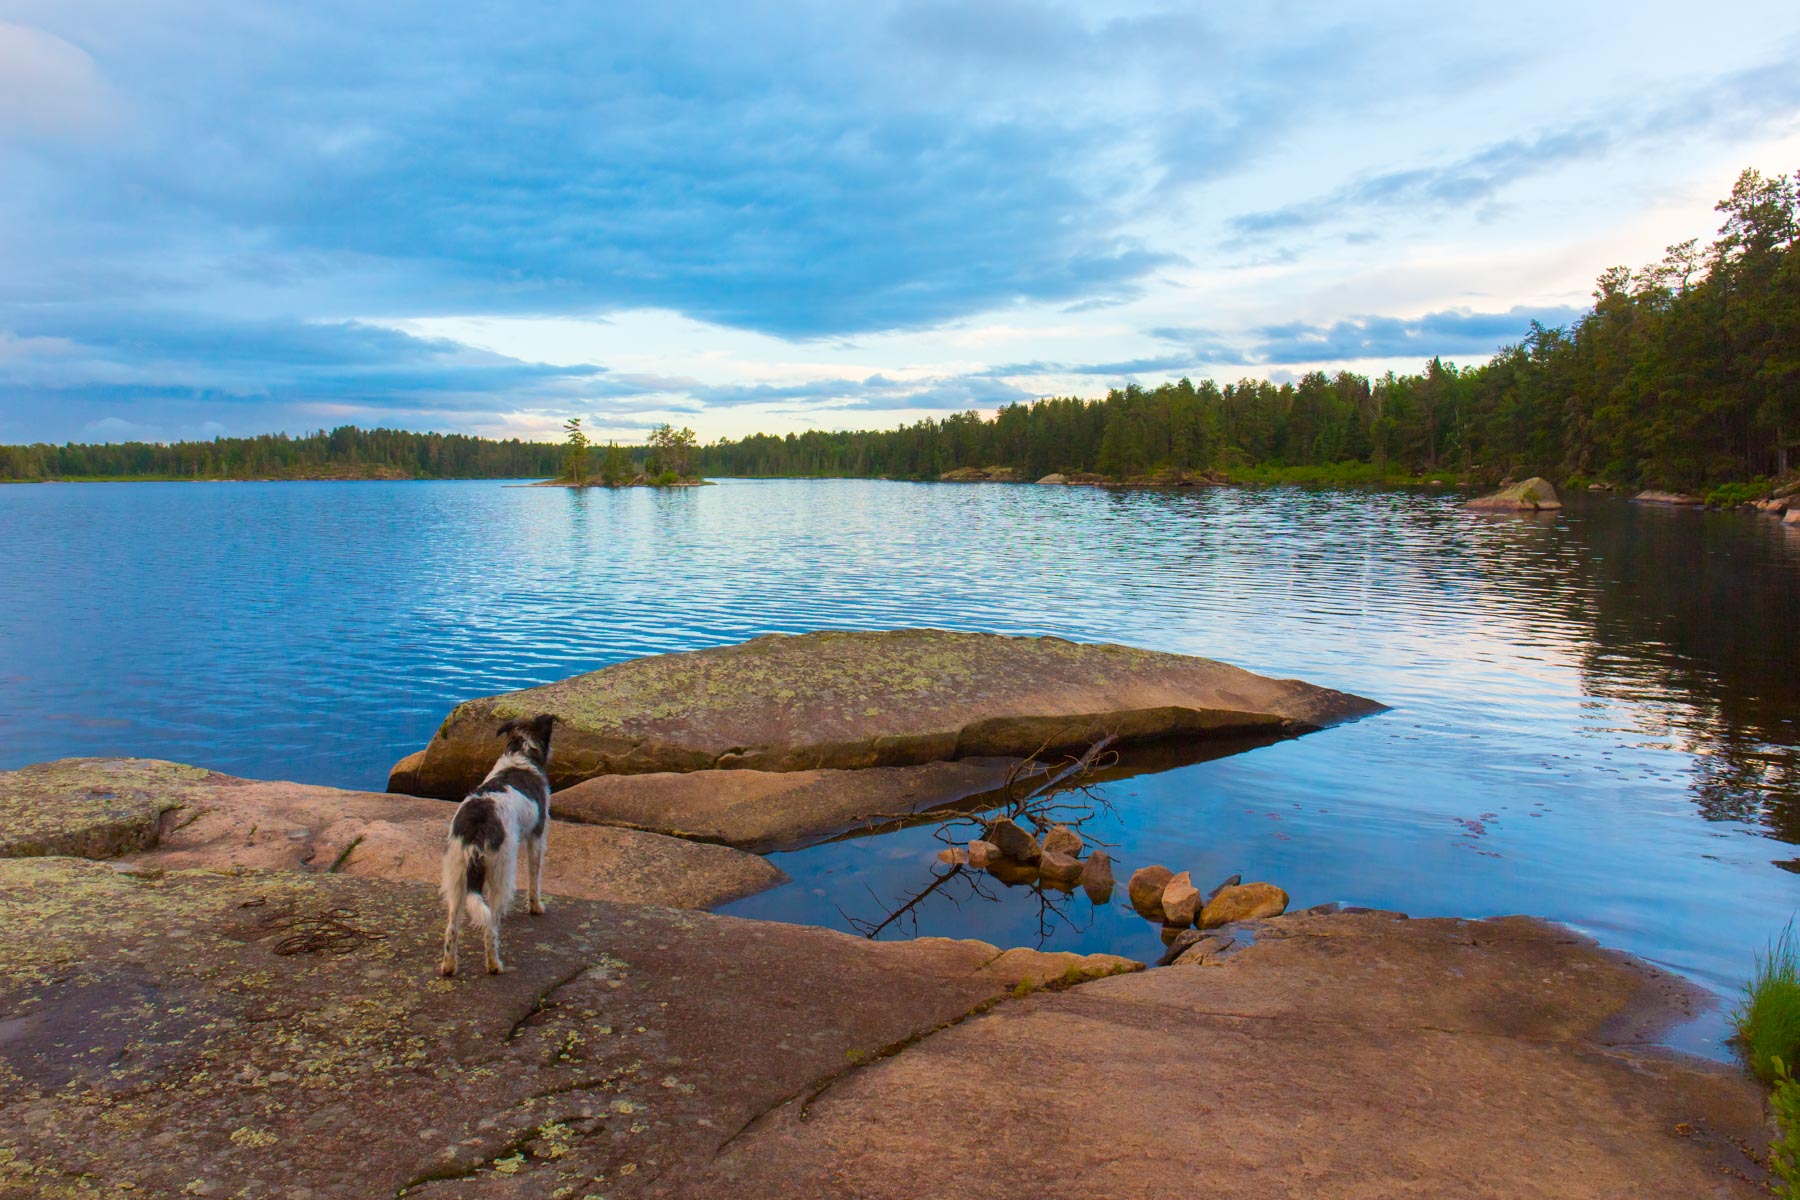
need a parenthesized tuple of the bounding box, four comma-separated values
(461, 845, 494, 928)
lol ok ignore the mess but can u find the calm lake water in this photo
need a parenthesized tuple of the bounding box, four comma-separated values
(4, 478, 1798, 1054)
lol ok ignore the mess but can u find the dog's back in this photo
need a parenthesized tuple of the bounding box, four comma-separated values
(439, 714, 555, 975)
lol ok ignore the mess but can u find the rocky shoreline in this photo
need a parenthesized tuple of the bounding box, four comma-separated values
(0, 633, 1778, 1197)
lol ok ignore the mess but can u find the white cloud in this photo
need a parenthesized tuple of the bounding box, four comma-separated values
(0, 22, 115, 137)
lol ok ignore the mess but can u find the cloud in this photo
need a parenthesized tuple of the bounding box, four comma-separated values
(1214, 304, 1583, 365)
(0, 22, 115, 137)
(0, 3, 1409, 342)
(1225, 49, 1800, 244)
(0, 310, 615, 437)
(679, 370, 1034, 412)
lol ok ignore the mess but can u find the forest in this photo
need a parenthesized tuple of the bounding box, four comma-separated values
(3, 168, 1794, 490)
(0, 426, 563, 481)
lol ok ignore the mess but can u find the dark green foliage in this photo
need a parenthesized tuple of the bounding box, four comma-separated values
(562, 417, 589, 484)
(1735, 920, 1800, 1083)
(600, 441, 632, 486)
(1771, 1058, 1800, 1198)
(0, 426, 567, 481)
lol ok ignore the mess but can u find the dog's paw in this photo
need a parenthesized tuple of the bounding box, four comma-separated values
(486, 960, 506, 975)
(439, 959, 458, 978)
(529, 899, 547, 915)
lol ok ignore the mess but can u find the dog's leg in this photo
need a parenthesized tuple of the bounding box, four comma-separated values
(528, 833, 547, 915)
(484, 911, 504, 974)
(440, 899, 461, 977)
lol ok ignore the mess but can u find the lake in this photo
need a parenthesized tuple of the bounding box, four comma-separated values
(4, 478, 1797, 1055)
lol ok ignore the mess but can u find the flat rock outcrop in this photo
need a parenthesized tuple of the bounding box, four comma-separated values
(1466, 476, 1562, 510)
(393, 629, 1384, 798)
(1634, 489, 1704, 505)
(550, 758, 1020, 853)
(1, 758, 785, 910)
(688, 911, 1769, 1199)
(0, 858, 1124, 1200)
(0, 756, 219, 858)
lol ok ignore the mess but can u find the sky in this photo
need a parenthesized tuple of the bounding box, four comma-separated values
(1, 2, 1798, 446)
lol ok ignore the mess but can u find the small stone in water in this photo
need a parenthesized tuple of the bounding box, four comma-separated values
(1043, 824, 1084, 858)
(1161, 871, 1201, 926)
(1128, 865, 1174, 918)
(1038, 850, 1082, 888)
(1082, 849, 1115, 904)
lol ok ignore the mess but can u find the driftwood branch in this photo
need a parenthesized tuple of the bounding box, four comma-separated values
(841, 733, 1123, 944)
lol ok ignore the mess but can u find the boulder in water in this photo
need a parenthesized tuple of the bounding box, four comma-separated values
(1161, 871, 1201, 926)
(1466, 477, 1562, 511)
(1043, 824, 1084, 858)
(1081, 848, 1115, 903)
(389, 629, 1385, 799)
(985, 816, 1043, 864)
(1128, 865, 1174, 917)
(1038, 850, 1083, 889)
(1201, 882, 1290, 928)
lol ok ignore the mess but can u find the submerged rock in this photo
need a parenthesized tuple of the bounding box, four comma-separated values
(1466, 476, 1562, 511)
(1201, 882, 1290, 928)
(391, 629, 1384, 798)
(1128, 865, 1174, 917)
(1633, 489, 1704, 505)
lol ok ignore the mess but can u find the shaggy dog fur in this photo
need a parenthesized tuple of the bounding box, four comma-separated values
(439, 714, 555, 976)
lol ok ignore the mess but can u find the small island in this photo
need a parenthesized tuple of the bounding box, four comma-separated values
(531, 418, 712, 488)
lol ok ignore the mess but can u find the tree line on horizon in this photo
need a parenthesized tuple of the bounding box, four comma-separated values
(3, 167, 1794, 490)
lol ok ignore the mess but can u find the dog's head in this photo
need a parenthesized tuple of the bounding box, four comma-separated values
(495, 714, 556, 767)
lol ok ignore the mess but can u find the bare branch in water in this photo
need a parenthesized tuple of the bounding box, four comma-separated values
(843, 734, 1122, 946)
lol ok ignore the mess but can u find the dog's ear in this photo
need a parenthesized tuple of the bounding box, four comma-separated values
(532, 714, 556, 748)
(495, 718, 521, 741)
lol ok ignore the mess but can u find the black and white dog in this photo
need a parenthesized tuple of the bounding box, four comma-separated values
(439, 714, 555, 976)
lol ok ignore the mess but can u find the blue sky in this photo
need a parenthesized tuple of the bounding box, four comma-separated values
(1, 2, 1798, 444)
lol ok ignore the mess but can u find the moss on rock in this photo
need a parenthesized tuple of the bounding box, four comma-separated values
(397, 630, 1383, 798)
(0, 758, 216, 859)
